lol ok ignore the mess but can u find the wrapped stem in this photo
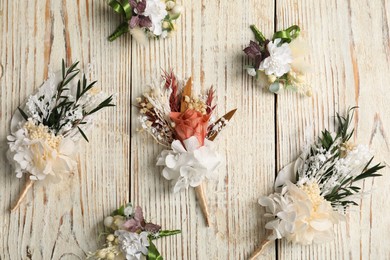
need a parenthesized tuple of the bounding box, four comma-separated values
(250, 24, 266, 44)
(11, 177, 34, 212)
(195, 184, 211, 227)
(249, 239, 272, 259)
(108, 21, 129, 42)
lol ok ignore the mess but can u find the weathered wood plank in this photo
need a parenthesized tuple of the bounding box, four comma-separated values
(276, 0, 390, 259)
(130, 1, 275, 259)
(1, 0, 389, 259)
(0, 1, 130, 259)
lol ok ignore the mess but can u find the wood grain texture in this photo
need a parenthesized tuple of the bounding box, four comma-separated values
(0, 1, 129, 259)
(0, 0, 389, 259)
(276, 0, 390, 259)
(130, 1, 275, 259)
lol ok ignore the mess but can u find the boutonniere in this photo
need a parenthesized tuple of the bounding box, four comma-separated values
(108, 0, 182, 42)
(7, 60, 115, 211)
(249, 108, 384, 259)
(244, 24, 311, 96)
(88, 203, 180, 260)
(136, 71, 236, 226)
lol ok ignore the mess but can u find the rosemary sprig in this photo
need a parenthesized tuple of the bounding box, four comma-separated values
(304, 107, 385, 208)
(324, 157, 384, 207)
(18, 60, 115, 142)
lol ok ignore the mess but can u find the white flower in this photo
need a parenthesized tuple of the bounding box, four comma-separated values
(124, 204, 134, 217)
(259, 38, 292, 77)
(115, 230, 150, 260)
(335, 144, 371, 176)
(246, 68, 257, 77)
(156, 136, 221, 193)
(144, 0, 168, 36)
(7, 120, 76, 181)
(259, 181, 344, 245)
(160, 30, 168, 39)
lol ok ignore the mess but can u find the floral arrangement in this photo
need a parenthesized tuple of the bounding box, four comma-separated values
(244, 25, 311, 96)
(136, 71, 236, 226)
(88, 203, 180, 260)
(108, 0, 182, 42)
(249, 108, 384, 259)
(7, 60, 115, 211)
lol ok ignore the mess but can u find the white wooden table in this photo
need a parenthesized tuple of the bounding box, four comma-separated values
(1, 0, 390, 259)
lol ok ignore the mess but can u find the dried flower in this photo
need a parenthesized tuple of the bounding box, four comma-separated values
(244, 24, 311, 96)
(260, 181, 344, 245)
(259, 38, 292, 77)
(136, 71, 236, 226)
(87, 203, 180, 260)
(156, 136, 221, 192)
(7, 120, 76, 181)
(143, 0, 168, 36)
(250, 108, 384, 258)
(115, 230, 150, 259)
(108, 0, 181, 41)
(243, 40, 263, 69)
(8, 60, 114, 211)
(170, 109, 210, 146)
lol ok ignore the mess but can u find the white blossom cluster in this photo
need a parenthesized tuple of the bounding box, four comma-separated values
(7, 71, 112, 181)
(157, 136, 221, 192)
(7, 120, 77, 181)
(260, 181, 344, 245)
(297, 137, 372, 197)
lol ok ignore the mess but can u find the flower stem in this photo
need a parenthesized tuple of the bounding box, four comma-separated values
(179, 77, 211, 226)
(195, 184, 211, 227)
(250, 24, 266, 44)
(11, 177, 34, 212)
(108, 21, 129, 42)
(249, 239, 272, 259)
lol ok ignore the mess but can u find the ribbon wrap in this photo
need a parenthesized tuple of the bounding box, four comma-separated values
(107, 0, 132, 41)
(108, 22, 130, 42)
(250, 25, 266, 44)
(273, 25, 300, 43)
(147, 240, 163, 260)
(108, 0, 132, 20)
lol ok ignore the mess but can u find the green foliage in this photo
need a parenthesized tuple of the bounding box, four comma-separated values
(18, 60, 115, 142)
(324, 156, 384, 207)
(314, 107, 385, 208)
(250, 24, 266, 44)
(112, 205, 125, 217)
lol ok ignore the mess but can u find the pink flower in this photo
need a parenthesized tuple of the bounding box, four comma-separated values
(170, 109, 210, 147)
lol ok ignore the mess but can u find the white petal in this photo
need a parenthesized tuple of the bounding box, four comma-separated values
(171, 139, 187, 153)
(183, 136, 200, 152)
(173, 177, 188, 193)
(275, 161, 299, 192)
(162, 168, 178, 180)
(309, 218, 333, 231)
(165, 154, 177, 168)
(258, 196, 276, 213)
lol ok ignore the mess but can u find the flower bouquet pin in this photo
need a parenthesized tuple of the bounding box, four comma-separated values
(7, 60, 115, 212)
(244, 24, 312, 96)
(88, 203, 181, 260)
(249, 108, 385, 259)
(136, 71, 237, 226)
(107, 0, 183, 42)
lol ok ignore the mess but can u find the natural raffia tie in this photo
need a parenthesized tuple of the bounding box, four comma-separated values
(11, 176, 34, 212)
